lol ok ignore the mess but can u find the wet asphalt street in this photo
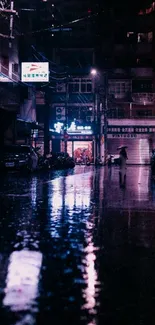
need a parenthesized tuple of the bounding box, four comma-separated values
(0, 165, 155, 325)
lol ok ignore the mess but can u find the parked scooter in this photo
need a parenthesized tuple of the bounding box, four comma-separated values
(34, 147, 49, 170)
(95, 157, 103, 166)
(108, 155, 113, 167)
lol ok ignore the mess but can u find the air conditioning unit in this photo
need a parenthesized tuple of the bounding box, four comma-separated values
(56, 83, 66, 92)
(56, 107, 66, 121)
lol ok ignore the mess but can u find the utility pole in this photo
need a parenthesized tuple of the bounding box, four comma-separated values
(96, 89, 100, 160)
(103, 72, 108, 165)
(99, 71, 108, 165)
(0, 0, 17, 40)
(9, 0, 14, 47)
(44, 88, 50, 157)
(64, 80, 69, 154)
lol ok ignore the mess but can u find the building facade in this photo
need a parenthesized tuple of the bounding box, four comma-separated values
(36, 62, 99, 161)
(49, 69, 97, 163)
(35, 1, 155, 164)
(99, 2, 155, 164)
(0, 0, 20, 145)
(0, 0, 40, 146)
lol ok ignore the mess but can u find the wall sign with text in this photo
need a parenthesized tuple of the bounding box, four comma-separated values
(105, 126, 155, 134)
(21, 62, 49, 82)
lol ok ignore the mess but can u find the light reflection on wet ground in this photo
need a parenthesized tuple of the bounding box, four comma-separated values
(0, 166, 155, 324)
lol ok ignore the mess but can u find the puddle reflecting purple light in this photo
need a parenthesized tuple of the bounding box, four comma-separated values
(3, 250, 42, 312)
(82, 243, 98, 311)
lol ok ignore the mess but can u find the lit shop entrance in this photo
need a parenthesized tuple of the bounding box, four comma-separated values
(66, 141, 94, 163)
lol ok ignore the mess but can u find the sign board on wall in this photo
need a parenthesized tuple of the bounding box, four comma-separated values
(108, 134, 151, 139)
(107, 126, 155, 134)
(52, 135, 94, 140)
(21, 62, 49, 82)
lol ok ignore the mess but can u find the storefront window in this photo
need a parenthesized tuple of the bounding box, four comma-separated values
(67, 141, 93, 163)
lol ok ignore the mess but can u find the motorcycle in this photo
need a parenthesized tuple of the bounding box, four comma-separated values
(34, 147, 50, 170)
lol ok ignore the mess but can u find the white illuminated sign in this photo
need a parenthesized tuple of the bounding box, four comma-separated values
(68, 121, 76, 132)
(54, 122, 64, 133)
(21, 62, 49, 82)
(50, 121, 93, 135)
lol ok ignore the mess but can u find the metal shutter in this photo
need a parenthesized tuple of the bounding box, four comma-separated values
(107, 138, 150, 165)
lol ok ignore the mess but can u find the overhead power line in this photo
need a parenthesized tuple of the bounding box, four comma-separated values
(33, 53, 68, 82)
(0, 32, 14, 38)
(32, 46, 69, 73)
(20, 11, 101, 36)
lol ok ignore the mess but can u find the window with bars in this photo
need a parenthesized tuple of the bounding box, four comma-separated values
(68, 106, 93, 121)
(0, 55, 9, 76)
(136, 110, 152, 117)
(12, 63, 19, 74)
(68, 78, 92, 93)
(109, 80, 131, 98)
(132, 80, 153, 93)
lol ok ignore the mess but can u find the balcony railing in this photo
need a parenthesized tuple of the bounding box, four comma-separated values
(0, 63, 19, 82)
(0, 62, 9, 79)
(107, 109, 155, 119)
(132, 93, 155, 104)
(109, 93, 155, 105)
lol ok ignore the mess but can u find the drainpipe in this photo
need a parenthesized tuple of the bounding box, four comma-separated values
(130, 102, 132, 118)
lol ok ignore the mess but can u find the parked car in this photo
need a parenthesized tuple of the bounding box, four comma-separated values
(47, 152, 75, 170)
(0, 145, 38, 172)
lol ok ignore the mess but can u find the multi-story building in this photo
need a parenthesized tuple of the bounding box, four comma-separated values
(15, 0, 45, 145)
(48, 65, 97, 162)
(36, 55, 97, 160)
(36, 1, 155, 164)
(35, 0, 97, 158)
(0, 0, 20, 145)
(99, 2, 155, 165)
(0, 0, 40, 146)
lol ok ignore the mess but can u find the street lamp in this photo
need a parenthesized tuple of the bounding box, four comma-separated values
(90, 68, 100, 162)
(90, 68, 108, 165)
(90, 68, 97, 76)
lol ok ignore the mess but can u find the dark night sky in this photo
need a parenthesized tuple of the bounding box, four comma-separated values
(97, 0, 152, 12)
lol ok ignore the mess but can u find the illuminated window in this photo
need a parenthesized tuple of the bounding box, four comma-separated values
(137, 32, 153, 43)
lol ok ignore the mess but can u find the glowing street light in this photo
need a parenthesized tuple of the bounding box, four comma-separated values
(90, 68, 97, 76)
